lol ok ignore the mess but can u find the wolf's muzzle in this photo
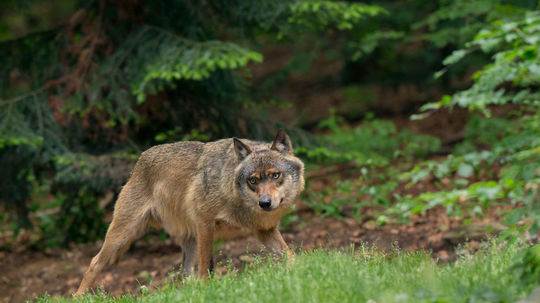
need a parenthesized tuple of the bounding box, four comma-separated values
(259, 196, 272, 211)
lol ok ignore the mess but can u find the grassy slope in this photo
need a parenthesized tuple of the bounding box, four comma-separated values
(40, 242, 537, 303)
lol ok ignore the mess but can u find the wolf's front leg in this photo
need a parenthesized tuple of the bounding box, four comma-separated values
(196, 220, 215, 278)
(256, 227, 294, 259)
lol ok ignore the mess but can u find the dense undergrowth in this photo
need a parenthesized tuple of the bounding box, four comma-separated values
(298, 111, 539, 234)
(39, 241, 540, 303)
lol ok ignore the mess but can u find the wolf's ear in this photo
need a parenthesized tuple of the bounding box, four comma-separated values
(233, 138, 252, 161)
(271, 129, 293, 155)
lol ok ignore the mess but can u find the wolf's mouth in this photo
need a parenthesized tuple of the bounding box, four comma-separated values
(260, 198, 284, 212)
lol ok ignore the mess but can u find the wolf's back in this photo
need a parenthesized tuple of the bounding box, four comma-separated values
(130, 141, 206, 188)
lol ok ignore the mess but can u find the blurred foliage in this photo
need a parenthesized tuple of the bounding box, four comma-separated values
(416, 9, 540, 233)
(296, 110, 440, 168)
(301, 3, 540, 238)
(516, 244, 540, 285)
(302, 111, 539, 233)
(426, 10, 540, 111)
(342, 0, 537, 91)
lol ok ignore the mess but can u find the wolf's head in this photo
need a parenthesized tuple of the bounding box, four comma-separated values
(233, 129, 305, 212)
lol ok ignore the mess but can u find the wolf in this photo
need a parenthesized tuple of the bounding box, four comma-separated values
(76, 129, 305, 295)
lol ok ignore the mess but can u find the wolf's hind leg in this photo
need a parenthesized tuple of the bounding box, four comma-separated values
(180, 236, 197, 276)
(75, 199, 150, 296)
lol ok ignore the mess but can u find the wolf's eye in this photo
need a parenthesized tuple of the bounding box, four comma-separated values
(272, 172, 281, 179)
(248, 177, 258, 185)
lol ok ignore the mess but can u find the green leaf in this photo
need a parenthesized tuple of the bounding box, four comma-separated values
(443, 49, 468, 66)
(457, 163, 474, 178)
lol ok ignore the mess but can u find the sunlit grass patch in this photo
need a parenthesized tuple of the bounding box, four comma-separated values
(39, 241, 539, 303)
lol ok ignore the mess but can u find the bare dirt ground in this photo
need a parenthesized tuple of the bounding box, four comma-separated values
(0, 202, 509, 303)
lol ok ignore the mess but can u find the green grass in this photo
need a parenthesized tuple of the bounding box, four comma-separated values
(39, 242, 538, 303)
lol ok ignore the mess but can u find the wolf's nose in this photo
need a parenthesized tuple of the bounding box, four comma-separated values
(259, 196, 272, 210)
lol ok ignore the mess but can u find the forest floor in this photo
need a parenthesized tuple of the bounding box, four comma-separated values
(0, 190, 509, 302)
